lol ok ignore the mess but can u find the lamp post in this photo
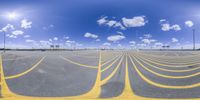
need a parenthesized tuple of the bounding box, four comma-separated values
(3, 31, 6, 53)
(192, 29, 195, 50)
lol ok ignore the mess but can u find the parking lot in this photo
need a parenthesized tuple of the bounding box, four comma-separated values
(0, 50, 200, 100)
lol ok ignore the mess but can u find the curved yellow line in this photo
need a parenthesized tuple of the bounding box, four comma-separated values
(135, 52, 200, 65)
(137, 52, 200, 59)
(101, 55, 124, 85)
(101, 55, 122, 72)
(135, 55, 200, 73)
(129, 55, 200, 89)
(5, 56, 46, 79)
(59, 56, 98, 69)
(101, 54, 121, 66)
(136, 53, 200, 68)
(132, 55, 200, 79)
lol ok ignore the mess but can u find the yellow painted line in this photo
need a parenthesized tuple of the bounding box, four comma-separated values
(0, 51, 102, 99)
(136, 55, 200, 73)
(136, 53, 200, 68)
(60, 56, 98, 69)
(130, 54, 200, 89)
(101, 54, 121, 67)
(5, 56, 46, 79)
(137, 52, 200, 59)
(117, 54, 138, 98)
(132, 55, 200, 79)
(101, 55, 122, 72)
(101, 55, 124, 85)
(135, 52, 200, 64)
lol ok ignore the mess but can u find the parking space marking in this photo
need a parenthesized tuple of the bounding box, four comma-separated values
(130, 54, 200, 89)
(136, 55, 200, 72)
(101, 55, 124, 85)
(133, 55, 200, 79)
(5, 56, 46, 79)
(60, 55, 98, 69)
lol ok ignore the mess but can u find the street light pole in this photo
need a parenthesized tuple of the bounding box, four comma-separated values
(3, 31, 6, 53)
(192, 29, 195, 50)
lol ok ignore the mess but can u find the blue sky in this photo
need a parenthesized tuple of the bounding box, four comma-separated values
(0, 0, 200, 49)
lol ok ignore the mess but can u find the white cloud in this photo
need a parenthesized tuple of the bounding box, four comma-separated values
(84, 32, 98, 39)
(96, 39, 100, 41)
(97, 16, 125, 30)
(26, 39, 35, 43)
(12, 30, 24, 36)
(161, 23, 171, 31)
(54, 37, 58, 41)
(160, 19, 166, 22)
(129, 41, 136, 44)
(143, 34, 152, 38)
(97, 16, 108, 25)
(66, 40, 75, 43)
(6, 34, 17, 38)
(107, 35, 126, 42)
(154, 42, 163, 46)
(21, 19, 32, 29)
(64, 36, 70, 40)
(122, 16, 147, 27)
(103, 42, 111, 46)
(0, 24, 15, 32)
(172, 38, 178, 43)
(142, 39, 157, 44)
(24, 35, 30, 38)
(185, 20, 194, 27)
(171, 24, 181, 31)
(160, 20, 181, 31)
(40, 40, 52, 45)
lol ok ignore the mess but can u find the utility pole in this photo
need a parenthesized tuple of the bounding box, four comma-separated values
(193, 29, 195, 50)
(3, 31, 6, 53)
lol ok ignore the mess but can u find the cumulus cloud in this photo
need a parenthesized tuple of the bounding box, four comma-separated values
(122, 16, 147, 27)
(107, 35, 126, 42)
(24, 35, 30, 38)
(103, 42, 111, 46)
(21, 19, 32, 29)
(97, 16, 125, 30)
(0, 24, 15, 32)
(129, 41, 136, 44)
(143, 34, 152, 38)
(172, 38, 178, 43)
(97, 16, 108, 25)
(12, 30, 24, 36)
(154, 42, 163, 47)
(54, 37, 58, 41)
(171, 24, 181, 31)
(185, 20, 194, 27)
(84, 32, 98, 39)
(160, 20, 181, 31)
(26, 39, 35, 43)
(142, 39, 157, 44)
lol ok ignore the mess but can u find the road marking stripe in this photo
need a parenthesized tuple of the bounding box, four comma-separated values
(130, 54, 200, 89)
(136, 55, 200, 72)
(101, 55, 122, 72)
(101, 54, 121, 67)
(132, 55, 200, 79)
(136, 53, 200, 65)
(137, 52, 200, 59)
(60, 56, 98, 69)
(136, 53, 200, 68)
(5, 56, 46, 79)
(101, 55, 124, 85)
